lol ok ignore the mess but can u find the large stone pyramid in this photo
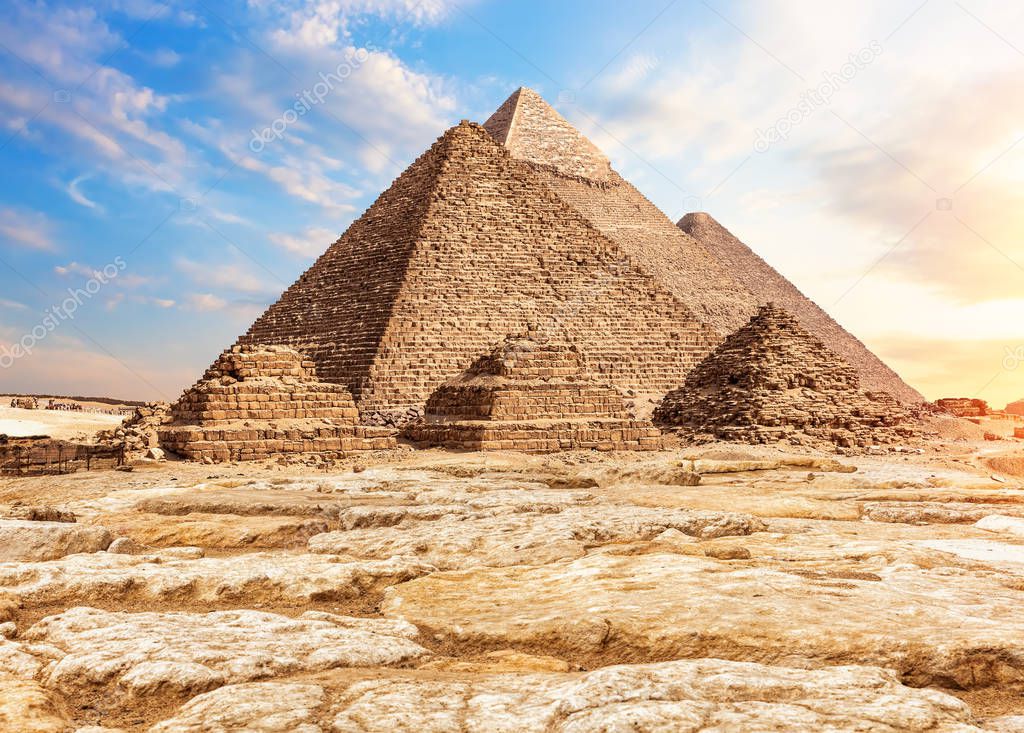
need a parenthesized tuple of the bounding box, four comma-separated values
(236, 118, 719, 424)
(215, 87, 920, 425)
(404, 333, 663, 452)
(653, 303, 919, 448)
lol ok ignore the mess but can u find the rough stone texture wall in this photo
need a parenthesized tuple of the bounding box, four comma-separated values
(654, 304, 920, 449)
(98, 402, 170, 461)
(485, 89, 760, 338)
(159, 346, 394, 462)
(405, 335, 663, 453)
(936, 398, 990, 417)
(679, 212, 924, 403)
(237, 134, 443, 406)
(0, 436, 122, 476)
(234, 120, 717, 423)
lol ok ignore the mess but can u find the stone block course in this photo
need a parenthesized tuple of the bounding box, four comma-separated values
(405, 334, 663, 453)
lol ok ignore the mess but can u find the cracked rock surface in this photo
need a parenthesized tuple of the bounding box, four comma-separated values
(1, 445, 1023, 730)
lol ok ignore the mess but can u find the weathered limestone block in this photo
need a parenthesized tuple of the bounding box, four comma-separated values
(655, 304, 920, 449)
(309, 506, 766, 570)
(24, 607, 427, 697)
(0, 552, 434, 609)
(0, 520, 112, 562)
(382, 551, 1024, 689)
(147, 660, 978, 732)
(405, 335, 664, 453)
(0, 676, 71, 733)
(159, 345, 395, 461)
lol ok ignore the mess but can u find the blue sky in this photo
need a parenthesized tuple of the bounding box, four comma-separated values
(1, 0, 1022, 406)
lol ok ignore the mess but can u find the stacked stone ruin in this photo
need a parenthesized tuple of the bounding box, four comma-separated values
(404, 334, 663, 452)
(935, 398, 989, 418)
(654, 304, 920, 448)
(159, 346, 394, 462)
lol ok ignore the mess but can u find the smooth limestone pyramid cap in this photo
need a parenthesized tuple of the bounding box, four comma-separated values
(483, 87, 614, 181)
(678, 212, 923, 404)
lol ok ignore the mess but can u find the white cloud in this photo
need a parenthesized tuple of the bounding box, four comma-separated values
(268, 226, 335, 257)
(184, 292, 227, 311)
(236, 154, 360, 210)
(66, 174, 102, 210)
(175, 257, 280, 296)
(182, 292, 266, 321)
(147, 48, 181, 67)
(0, 208, 57, 251)
(0, 298, 28, 311)
(264, 0, 461, 50)
(0, 2, 195, 197)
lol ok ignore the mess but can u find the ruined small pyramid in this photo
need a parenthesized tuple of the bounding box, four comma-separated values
(654, 303, 919, 448)
(1006, 399, 1024, 417)
(678, 212, 923, 403)
(159, 345, 394, 462)
(404, 333, 663, 452)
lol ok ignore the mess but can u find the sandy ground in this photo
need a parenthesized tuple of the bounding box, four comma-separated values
(0, 406, 124, 439)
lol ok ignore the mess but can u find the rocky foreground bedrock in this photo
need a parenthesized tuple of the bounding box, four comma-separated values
(2, 446, 1024, 731)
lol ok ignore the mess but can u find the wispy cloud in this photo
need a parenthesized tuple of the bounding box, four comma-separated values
(183, 292, 225, 311)
(175, 256, 280, 296)
(268, 226, 335, 257)
(0, 207, 58, 251)
(66, 174, 103, 210)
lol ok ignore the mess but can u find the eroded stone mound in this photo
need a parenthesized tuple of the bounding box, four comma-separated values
(404, 335, 663, 452)
(159, 345, 395, 462)
(654, 303, 920, 448)
(936, 398, 989, 417)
